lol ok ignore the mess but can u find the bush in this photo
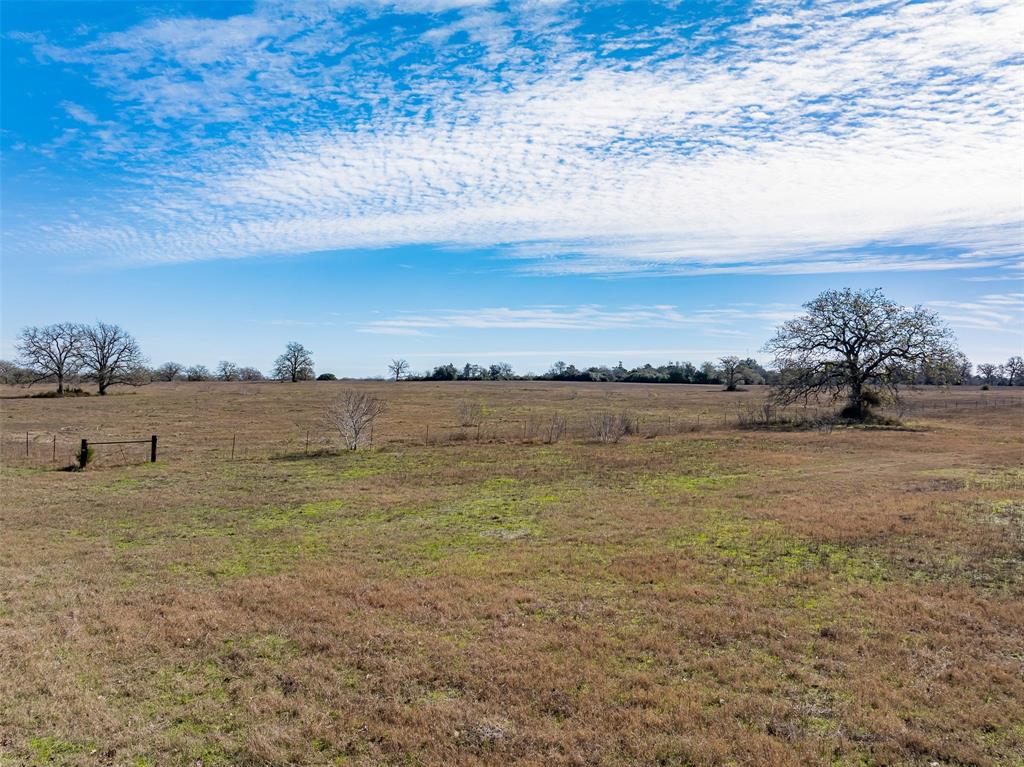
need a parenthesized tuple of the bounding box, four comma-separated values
(839, 389, 884, 419)
(981, 384, 990, 391)
(31, 387, 90, 398)
(324, 390, 386, 450)
(456, 399, 485, 426)
(587, 411, 635, 443)
(317, 373, 338, 381)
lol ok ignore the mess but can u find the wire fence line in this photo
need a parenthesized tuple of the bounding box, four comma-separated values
(2, 394, 1021, 471)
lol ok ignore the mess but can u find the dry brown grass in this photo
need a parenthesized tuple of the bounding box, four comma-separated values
(1, 382, 1022, 766)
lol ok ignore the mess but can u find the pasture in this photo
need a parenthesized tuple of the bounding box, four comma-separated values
(1, 382, 1022, 766)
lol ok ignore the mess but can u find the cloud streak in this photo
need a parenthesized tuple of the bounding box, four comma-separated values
(5, 0, 1022, 275)
(358, 303, 797, 335)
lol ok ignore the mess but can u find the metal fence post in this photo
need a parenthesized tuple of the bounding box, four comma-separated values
(150, 435, 158, 463)
(80, 439, 89, 469)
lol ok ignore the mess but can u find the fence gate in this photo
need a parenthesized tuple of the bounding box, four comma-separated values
(79, 435, 157, 468)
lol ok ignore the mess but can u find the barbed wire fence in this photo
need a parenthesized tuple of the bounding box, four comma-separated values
(2, 395, 1021, 470)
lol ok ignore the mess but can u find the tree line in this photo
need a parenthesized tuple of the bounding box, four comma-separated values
(4, 293, 1022, 407)
(398, 357, 773, 386)
(2, 325, 321, 393)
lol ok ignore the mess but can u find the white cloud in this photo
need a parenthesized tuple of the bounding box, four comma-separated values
(927, 292, 1024, 331)
(7, 0, 1022, 274)
(358, 303, 796, 334)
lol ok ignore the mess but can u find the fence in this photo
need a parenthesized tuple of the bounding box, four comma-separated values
(0, 432, 157, 469)
(1, 394, 1021, 470)
(78, 435, 157, 468)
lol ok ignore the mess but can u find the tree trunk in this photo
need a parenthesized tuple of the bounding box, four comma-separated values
(846, 380, 865, 420)
(57, 374, 64, 395)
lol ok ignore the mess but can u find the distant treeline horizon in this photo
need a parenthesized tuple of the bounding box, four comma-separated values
(4, 353, 1023, 389)
(4, 316, 1023, 392)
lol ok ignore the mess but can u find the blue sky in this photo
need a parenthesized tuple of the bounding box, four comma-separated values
(2, 0, 1021, 376)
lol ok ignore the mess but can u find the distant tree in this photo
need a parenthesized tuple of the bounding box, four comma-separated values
(699, 361, 718, 384)
(324, 390, 386, 450)
(738, 357, 767, 385)
(952, 352, 973, 384)
(154, 361, 185, 381)
(0, 359, 35, 385)
(430, 363, 458, 381)
(718, 356, 743, 391)
(317, 373, 338, 381)
(237, 366, 265, 381)
(78, 322, 146, 395)
(764, 288, 958, 420)
(548, 361, 568, 378)
(273, 342, 314, 382)
(388, 358, 410, 381)
(460, 363, 485, 380)
(977, 363, 1000, 386)
(488, 362, 514, 380)
(216, 361, 239, 381)
(1005, 356, 1024, 386)
(16, 322, 83, 394)
(185, 364, 211, 381)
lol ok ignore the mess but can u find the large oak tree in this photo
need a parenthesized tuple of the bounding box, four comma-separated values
(16, 322, 82, 393)
(79, 322, 146, 395)
(273, 342, 314, 382)
(764, 288, 958, 419)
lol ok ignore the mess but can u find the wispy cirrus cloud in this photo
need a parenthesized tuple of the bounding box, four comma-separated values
(4, 0, 1022, 275)
(357, 303, 797, 335)
(927, 292, 1024, 332)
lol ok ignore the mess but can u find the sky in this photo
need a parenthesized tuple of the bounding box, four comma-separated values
(1, 0, 1021, 377)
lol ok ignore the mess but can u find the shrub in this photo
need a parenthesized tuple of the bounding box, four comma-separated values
(839, 388, 884, 419)
(324, 390, 386, 450)
(586, 411, 635, 443)
(456, 399, 485, 427)
(31, 387, 89, 398)
(543, 414, 567, 444)
(317, 373, 338, 381)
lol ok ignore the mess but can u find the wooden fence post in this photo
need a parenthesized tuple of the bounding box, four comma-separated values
(150, 435, 158, 463)
(80, 439, 89, 469)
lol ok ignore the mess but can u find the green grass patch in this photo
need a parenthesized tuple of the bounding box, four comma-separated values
(669, 511, 887, 584)
(26, 735, 92, 765)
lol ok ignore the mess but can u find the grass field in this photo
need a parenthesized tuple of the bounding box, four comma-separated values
(1, 382, 1022, 766)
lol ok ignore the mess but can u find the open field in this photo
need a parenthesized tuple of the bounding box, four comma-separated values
(1, 382, 1022, 766)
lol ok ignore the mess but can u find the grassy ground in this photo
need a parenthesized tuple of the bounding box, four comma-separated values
(1, 383, 1022, 766)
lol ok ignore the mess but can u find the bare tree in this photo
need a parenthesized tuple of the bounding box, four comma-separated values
(324, 390, 386, 450)
(154, 361, 185, 381)
(274, 342, 314, 382)
(216, 361, 239, 381)
(186, 364, 211, 381)
(78, 322, 146, 395)
(0, 359, 35, 385)
(388, 358, 410, 381)
(16, 323, 83, 393)
(1004, 356, 1024, 386)
(237, 366, 265, 381)
(764, 288, 958, 420)
(977, 363, 1000, 386)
